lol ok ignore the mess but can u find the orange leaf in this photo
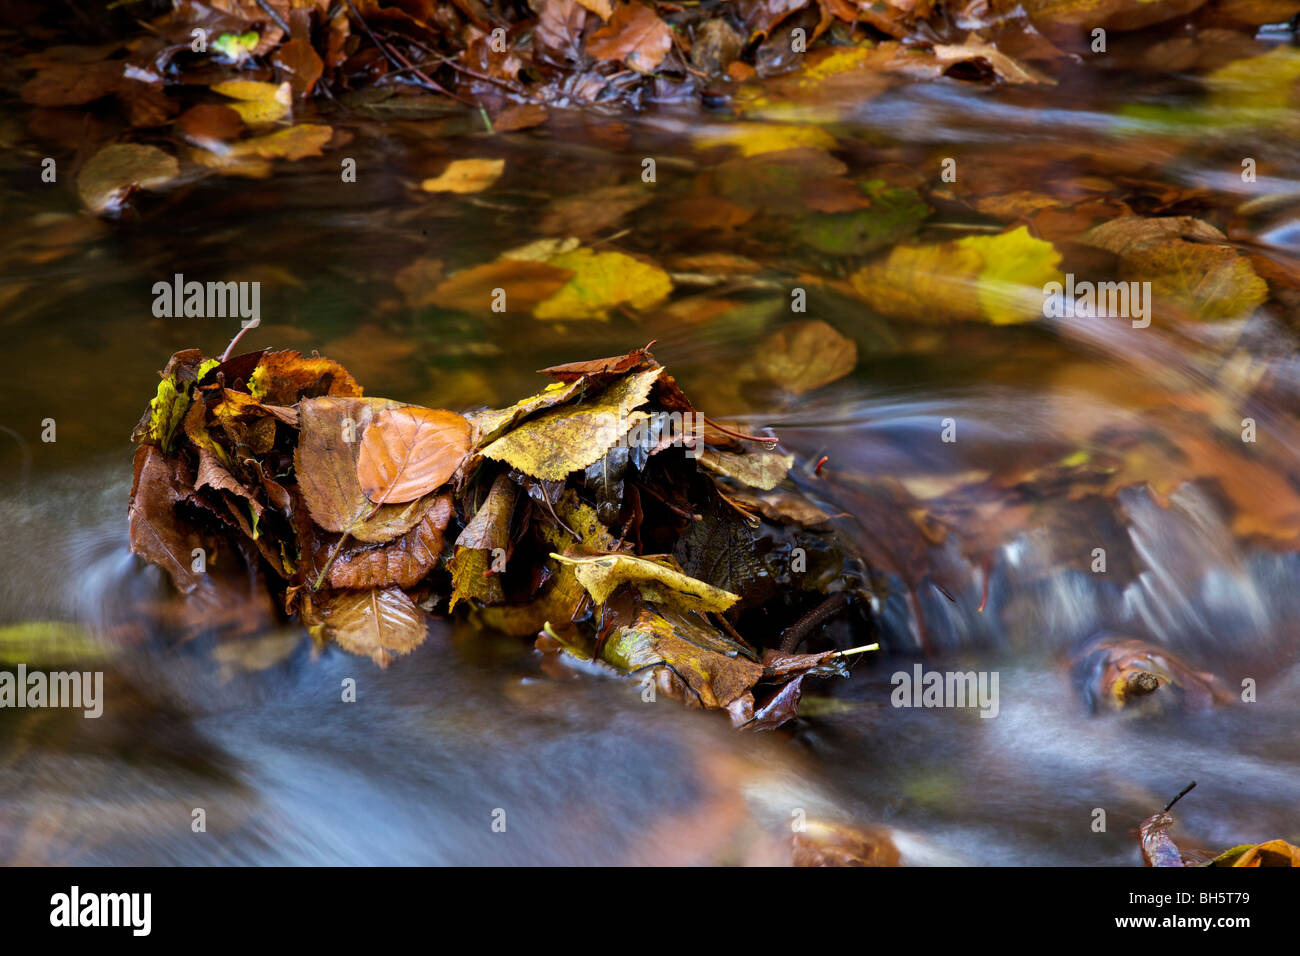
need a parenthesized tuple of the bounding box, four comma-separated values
(357, 407, 473, 504)
(586, 2, 672, 71)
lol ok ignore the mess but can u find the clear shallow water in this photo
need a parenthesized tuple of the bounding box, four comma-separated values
(2, 42, 1300, 863)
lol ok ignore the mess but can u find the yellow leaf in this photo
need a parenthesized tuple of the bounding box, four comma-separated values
(420, 158, 505, 194)
(694, 122, 837, 157)
(228, 124, 333, 160)
(533, 248, 672, 320)
(550, 552, 740, 614)
(850, 226, 1063, 325)
(480, 366, 662, 480)
(212, 79, 292, 125)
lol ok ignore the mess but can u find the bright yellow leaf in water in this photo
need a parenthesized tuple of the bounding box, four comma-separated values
(420, 158, 505, 194)
(850, 226, 1062, 324)
(212, 79, 291, 125)
(693, 122, 837, 157)
(533, 248, 672, 320)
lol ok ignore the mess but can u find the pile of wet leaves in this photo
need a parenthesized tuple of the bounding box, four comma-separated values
(128, 340, 875, 728)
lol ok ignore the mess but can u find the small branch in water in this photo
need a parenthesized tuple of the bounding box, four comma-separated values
(1162, 781, 1197, 814)
(703, 416, 780, 445)
(779, 591, 851, 654)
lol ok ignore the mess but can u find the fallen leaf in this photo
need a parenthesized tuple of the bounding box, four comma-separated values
(303, 587, 429, 667)
(421, 158, 505, 194)
(356, 406, 473, 504)
(534, 248, 673, 320)
(430, 259, 574, 315)
(699, 447, 795, 490)
(586, 2, 673, 71)
(248, 350, 362, 406)
(753, 320, 858, 394)
(480, 366, 662, 480)
(694, 122, 838, 157)
(325, 494, 454, 589)
(551, 551, 740, 613)
(601, 602, 761, 708)
(851, 226, 1063, 324)
(212, 79, 292, 125)
(295, 397, 440, 544)
(77, 143, 179, 216)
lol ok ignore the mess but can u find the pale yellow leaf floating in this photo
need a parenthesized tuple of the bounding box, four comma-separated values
(77, 143, 179, 215)
(212, 79, 292, 125)
(421, 158, 505, 194)
(533, 248, 672, 320)
(480, 366, 662, 480)
(550, 552, 740, 614)
(694, 121, 837, 157)
(850, 226, 1063, 325)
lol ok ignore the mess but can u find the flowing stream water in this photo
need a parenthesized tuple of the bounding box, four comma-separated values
(2, 32, 1299, 864)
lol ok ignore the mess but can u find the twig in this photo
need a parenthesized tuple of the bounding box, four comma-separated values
(1162, 781, 1197, 814)
(220, 320, 259, 363)
(255, 0, 292, 35)
(778, 591, 852, 654)
(343, 0, 465, 102)
(703, 416, 779, 445)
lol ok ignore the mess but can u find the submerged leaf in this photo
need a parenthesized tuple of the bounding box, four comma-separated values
(77, 143, 178, 216)
(533, 248, 673, 321)
(421, 158, 505, 194)
(851, 226, 1063, 324)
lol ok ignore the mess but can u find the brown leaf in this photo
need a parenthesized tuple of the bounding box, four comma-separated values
(752, 320, 858, 394)
(128, 445, 208, 594)
(586, 2, 672, 71)
(177, 104, 244, 146)
(326, 493, 454, 589)
(429, 259, 574, 315)
(302, 587, 430, 667)
(792, 821, 902, 866)
(20, 61, 122, 106)
(272, 37, 325, 97)
(356, 406, 473, 504)
(295, 397, 439, 544)
(492, 103, 549, 132)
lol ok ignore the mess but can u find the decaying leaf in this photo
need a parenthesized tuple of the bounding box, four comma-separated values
(752, 320, 858, 394)
(585, 2, 672, 71)
(699, 447, 794, 490)
(325, 493, 454, 590)
(533, 248, 674, 320)
(212, 79, 292, 125)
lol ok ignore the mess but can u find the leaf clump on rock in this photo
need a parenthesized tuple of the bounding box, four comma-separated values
(129, 341, 871, 726)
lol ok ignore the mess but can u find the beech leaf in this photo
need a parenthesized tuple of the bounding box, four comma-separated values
(356, 406, 473, 504)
